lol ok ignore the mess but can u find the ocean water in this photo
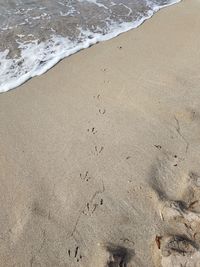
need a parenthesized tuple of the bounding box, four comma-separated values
(0, 0, 181, 92)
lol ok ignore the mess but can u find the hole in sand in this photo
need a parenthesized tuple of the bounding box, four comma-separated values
(106, 244, 134, 267)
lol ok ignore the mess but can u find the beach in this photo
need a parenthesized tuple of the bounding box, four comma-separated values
(1, 0, 200, 266)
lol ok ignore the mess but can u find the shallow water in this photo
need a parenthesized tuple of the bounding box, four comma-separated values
(0, 0, 181, 92)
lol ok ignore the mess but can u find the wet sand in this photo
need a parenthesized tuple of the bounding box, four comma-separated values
(1, 0, 200, 266)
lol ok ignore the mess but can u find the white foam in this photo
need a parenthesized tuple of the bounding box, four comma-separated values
(0, 0, 181, 93)
(77, 0, 108, 9)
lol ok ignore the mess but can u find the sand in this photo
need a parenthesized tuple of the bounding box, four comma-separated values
(1, 0, 200, 266)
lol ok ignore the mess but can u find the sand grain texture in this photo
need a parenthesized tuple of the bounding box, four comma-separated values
(1, 0, 200, 266)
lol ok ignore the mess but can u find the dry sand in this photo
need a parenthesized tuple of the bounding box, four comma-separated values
(1, 0, 200, 266)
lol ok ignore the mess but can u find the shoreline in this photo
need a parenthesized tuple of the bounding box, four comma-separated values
(1, 0, 200, 266)
(0, 0, 181, 93)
